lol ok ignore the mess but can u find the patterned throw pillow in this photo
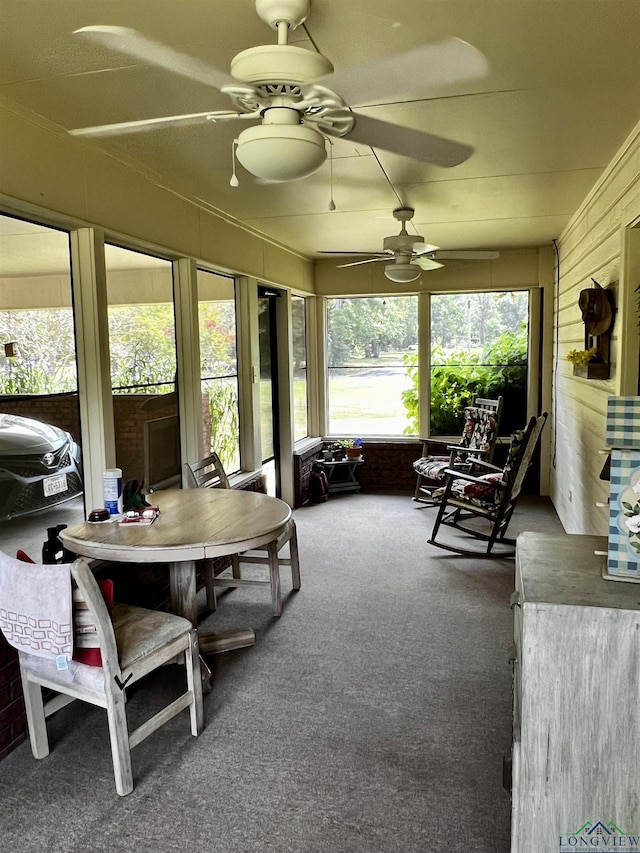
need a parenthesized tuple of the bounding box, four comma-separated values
(16, 551, 113, 667)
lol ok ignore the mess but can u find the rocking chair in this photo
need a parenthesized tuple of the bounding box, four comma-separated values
(413, 396, 503, 504)
(427, 412, 547, 557)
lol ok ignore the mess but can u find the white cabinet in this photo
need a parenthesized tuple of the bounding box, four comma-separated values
(511, 532, 640, 852)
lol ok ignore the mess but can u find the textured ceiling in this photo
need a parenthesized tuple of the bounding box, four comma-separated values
(1, 0, 639, 263)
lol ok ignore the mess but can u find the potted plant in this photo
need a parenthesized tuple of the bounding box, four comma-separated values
(344, 438, 364, 459)
(566, 346, 609, 379)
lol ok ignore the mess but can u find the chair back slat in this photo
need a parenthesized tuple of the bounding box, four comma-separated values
(474, 396, 502, 414)
(183, 453, 230, 490)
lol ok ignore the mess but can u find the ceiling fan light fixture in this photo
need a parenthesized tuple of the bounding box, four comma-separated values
(235, 121, 326, 182)
(384, 263, 421, 283)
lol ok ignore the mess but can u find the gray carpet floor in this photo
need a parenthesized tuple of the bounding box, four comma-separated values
(0, 492, 565, 852)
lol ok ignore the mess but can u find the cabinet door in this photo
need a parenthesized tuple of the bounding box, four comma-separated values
(514, 603, 640, 851)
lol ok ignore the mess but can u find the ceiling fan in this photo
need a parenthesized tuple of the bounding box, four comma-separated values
(69, 0, 489, 184)
(321, 207, 499, 282)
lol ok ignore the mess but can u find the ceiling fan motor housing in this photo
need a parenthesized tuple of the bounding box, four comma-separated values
(231, 45, 333, 87)
(383, 233, 425, 253)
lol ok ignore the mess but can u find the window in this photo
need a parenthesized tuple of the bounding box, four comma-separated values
(291, 295, 308, 442)
(428, 291, 529, 435)
(326, 296, 418, 435)
(0, 214, 84, 552)
(105, 245, 178, 484)
(197, 270, 239, 473)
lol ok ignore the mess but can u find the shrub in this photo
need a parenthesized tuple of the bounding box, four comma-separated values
(402, 325, 528, 436)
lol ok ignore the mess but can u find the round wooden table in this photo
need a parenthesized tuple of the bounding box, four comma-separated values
(60, 488, 293, 656)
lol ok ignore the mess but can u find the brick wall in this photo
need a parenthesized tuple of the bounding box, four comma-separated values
(293, 439, 324, 507)
(0, 393, 178, 484)
(0, 394, 80, 442)
(345, 441, 423, 492)
(0, 638, 26, 761)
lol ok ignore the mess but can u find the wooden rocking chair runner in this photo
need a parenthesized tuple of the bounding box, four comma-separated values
(427, 412, 548, 557)
(0, 553, 203, 796)
(183, 453, 300, 617)
(413, 396, 503, 504)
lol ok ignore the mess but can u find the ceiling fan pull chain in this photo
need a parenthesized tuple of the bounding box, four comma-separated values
(230, 140, 240, 187)
(327, 139, 336, 211)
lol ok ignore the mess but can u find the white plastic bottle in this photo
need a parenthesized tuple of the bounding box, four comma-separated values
(103, 468, 123, 515)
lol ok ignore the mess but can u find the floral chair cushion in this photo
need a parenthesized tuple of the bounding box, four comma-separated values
(413, 456, 450, 480)
(413, 406, 498, 482)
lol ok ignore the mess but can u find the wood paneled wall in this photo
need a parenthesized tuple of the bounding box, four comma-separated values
(552, 121, 640, 533)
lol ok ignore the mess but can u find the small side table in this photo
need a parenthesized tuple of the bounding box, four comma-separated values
(320, 457, 364, 494)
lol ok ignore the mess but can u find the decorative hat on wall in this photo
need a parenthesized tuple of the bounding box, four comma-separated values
(578, 279, 614, 337)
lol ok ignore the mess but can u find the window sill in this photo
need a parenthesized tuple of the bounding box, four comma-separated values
(228, 469, 264, 490)
(294, 437, 323, 454)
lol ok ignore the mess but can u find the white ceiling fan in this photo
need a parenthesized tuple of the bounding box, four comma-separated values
(69, 0, 489, 184)
(321, 207, 499, 282)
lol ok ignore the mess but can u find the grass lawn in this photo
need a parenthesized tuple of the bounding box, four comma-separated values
(327, 370, 414, 435)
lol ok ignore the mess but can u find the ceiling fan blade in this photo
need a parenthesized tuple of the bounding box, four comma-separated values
(319, 39, 488, 107)
(68, 110, 255, 138)
(73, 25, 234, 91)
(320, 251, 387, 256)
(412, 257, 444, 271)
(413, 242, 440, 255)
(330, 113, 473, 167)
(337, 257, 389, 268)
(434, 251, 500, 260)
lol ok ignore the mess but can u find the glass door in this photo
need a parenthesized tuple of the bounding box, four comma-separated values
(258, 287, 281, 496)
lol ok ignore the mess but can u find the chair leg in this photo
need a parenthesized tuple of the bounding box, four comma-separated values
(413, 473, 424, 500)
(105, 686, 134, 796)
(231, 554, 241, 580)
(412, 473, 439, 504)
(267, 540, 282, 617)
(204, 559, 217, 611)
(412, 473, 431, 502)
(19, 671, 49, 759)
(428, 490, 449, 546)
(289, 525, 301, 591)
(185, 630, 204, 736)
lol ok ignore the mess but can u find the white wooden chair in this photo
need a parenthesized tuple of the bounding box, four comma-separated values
(183, 453, 301, 617)
(0, 553, 204, 796)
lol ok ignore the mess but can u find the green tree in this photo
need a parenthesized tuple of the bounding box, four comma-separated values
(109, 304, 176, 392)
(198, 302, 237, 379)
(327, 296, 417, 364)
